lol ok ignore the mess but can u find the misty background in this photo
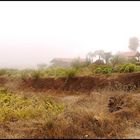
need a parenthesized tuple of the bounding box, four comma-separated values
(0, 1, 140, 69)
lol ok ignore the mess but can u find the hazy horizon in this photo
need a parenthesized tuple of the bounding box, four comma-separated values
(1, 1, 140, 69)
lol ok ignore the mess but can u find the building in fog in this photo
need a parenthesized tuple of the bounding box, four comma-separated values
(50, 57, 86, 67)
(116, 51, 140, 61)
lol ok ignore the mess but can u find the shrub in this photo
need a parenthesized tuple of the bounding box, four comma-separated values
(118, 63, 136, 73)
(76, 67, 92, 76)
(0, 69, 8, 76)
(0, 69, 19, 77)
(65, 68, 77, 78)
(88, 64, 99, 74)
(45, 68, 67, 77)
(124, 64, 136, 73)
(21, 72, 29, 81)
(135, 66, 140, 72)
(102, 67, 112, 74)
(124, 66, 130, 73)
(95, 66, 112, 74)
(45, 67, 77, 78)
(95, 67, 103, 74)
(112, 66, 120, 73)
(31, 70, 43, 80)
(119, 64, 126, 73)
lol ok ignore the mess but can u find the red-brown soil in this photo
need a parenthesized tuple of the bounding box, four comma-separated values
(19, 73, 140, 92)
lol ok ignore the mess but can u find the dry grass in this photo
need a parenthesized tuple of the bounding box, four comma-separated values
(0, 89, 139, 139)
(1, 69, 140, 138)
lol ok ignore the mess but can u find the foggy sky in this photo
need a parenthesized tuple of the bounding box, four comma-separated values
(0, 1, 140, 69)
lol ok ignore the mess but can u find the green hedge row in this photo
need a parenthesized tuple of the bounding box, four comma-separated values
(94, 63, 140, 74)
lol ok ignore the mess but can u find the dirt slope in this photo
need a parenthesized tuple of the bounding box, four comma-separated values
(20, 73, 140, 92)
(1, 72, 140, 92)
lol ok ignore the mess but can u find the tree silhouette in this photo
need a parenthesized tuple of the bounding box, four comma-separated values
(87, 52, 94, 63)
(110, 55, 126, 67)
(93, 50, 104, 60)
(128, 37, 139, 51)
(102, 52, 112, 64)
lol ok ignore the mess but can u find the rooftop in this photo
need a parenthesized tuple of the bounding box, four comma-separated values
(116, 51, 139, 57)
(51, 58, 86, 63)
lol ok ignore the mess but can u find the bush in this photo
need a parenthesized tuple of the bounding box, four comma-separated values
(0, 69, 8, 76)
(95, 67, 103, 74)
(95, 66, 112, 74)
(31, 70, 42, 80)
(65, 68, 77, 78)
(118, 63, 136, 73)
(45, 67, 77, 78)
(21, 72, 29, 81)
(102, 67, 112, 74)
(88, 64, 99, 74)
(135, 66, 140, 72)
(112, 66, 120, 73)
(0, 69, 19, 77)
(45, 68, 67, 77)
(118, 65, 126, 73)
(76, 67, 92, 76)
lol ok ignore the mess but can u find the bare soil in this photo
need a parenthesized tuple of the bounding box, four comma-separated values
(17, 72, 140, 92)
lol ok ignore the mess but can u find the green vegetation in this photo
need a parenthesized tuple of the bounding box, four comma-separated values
(0, 63, 140, 80)
(0, 37, 140, 79)
(0, 89, 64, 122)
(94, 65, 113, 74)
(119, 63, 136, 73)
(45, 67, 68, 77)
(44, 97, 64, 117)
(38, 67, 78, 78)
